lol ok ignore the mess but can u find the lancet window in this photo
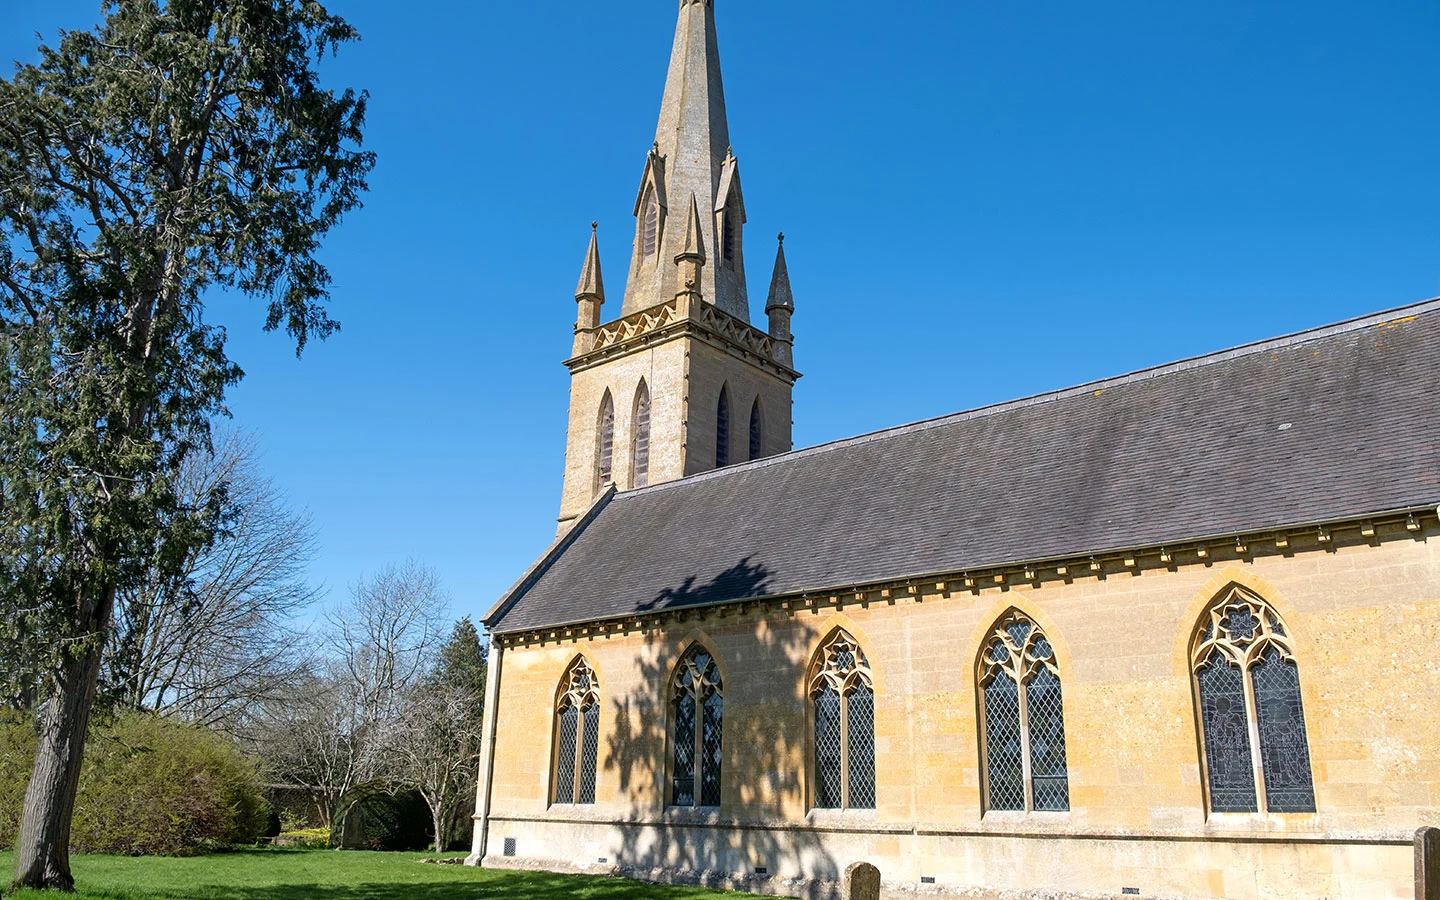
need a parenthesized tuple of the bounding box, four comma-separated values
(715, 386, 730, 468)
(1192, 586, 1316, 814)
(722, 211, 737, 266)
(977, 612, 1070, 813)
(642, 190, 660, 260)
(632, 382, 651, 489)
(748, 399, 763, 461)
(669, 646, 724, 808)
(809, 631, 876, 810)
(552, 658, 601, 806)
(595, 392, 614, 489)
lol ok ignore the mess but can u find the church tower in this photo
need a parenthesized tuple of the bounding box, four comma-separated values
(556, 0, 799, 531)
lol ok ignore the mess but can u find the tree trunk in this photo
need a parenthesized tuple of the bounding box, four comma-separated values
(431, 806, 444, 856)
(12, 586, 113, 892)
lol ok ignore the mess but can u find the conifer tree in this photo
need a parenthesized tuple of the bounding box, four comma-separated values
(0, 0, 372, 889)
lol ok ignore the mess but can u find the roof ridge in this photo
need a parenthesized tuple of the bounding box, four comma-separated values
(615, 296, 1440, 501)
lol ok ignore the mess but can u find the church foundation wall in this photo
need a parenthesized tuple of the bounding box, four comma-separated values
(481, 521, 1439, 898)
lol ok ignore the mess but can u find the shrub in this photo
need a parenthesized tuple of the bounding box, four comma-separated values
(0, 711, 270, 856)
(275, 827, 331, 849)
(0, 710, 37, 850)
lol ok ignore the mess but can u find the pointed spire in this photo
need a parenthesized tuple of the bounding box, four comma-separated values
(765, 233, 793, 312)
(621, 0, 750, 321)
(575, 222, 604, 302)
(677, 195, 706, 264)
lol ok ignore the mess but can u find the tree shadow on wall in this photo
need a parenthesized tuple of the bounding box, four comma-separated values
(607, 562, 843, 899)
(638, 557, 773, 613)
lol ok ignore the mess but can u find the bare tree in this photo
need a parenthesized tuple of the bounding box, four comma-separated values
(105, 431, 319, 731)
(378, 680, 485, 854)
(254, 561, 450, 829)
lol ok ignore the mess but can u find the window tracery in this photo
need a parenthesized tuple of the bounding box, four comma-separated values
(670, 646, 723, 807)
(553, 658, 601, 806)
(1192, 587, 1315, 814)
(977, 612, 1069, 812)
(809, 631, 876, 810)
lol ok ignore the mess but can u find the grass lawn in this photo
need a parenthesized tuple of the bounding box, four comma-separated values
(0, 850, 735, 899)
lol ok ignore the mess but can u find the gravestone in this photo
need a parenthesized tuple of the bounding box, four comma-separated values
(845, 861, 881, 900)
(1419, 827, 1440, 900)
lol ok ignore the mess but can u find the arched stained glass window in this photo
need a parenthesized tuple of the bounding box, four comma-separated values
(715, 386, 730, 468)
(595, 392, 614, 490)
(670, 646, 723, 808)
(978, 612, 1070, 813)
(748, 399, 763, 461)
(1191, 587, 1315, 814)
(642, 190, 660, 260)
(808, 631, 875, 810)
(553, 658, 601, 806)
(632, 382, 651, 488)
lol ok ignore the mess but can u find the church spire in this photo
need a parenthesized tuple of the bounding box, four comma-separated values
(765, 233, 794, 368)
(621, 0, 749, 322)
(572, 223, 605, 355)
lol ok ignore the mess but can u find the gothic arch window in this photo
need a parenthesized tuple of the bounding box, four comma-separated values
(632, 381, 651, 489)
(552, 657, 601, 806)
(595, 391, 615, 490)
(669, 646, 723, 808)
(977, 611, 1070, 813)
(1191, 586, 1316, 814)
(808, 630, 876, 810)
(642, 189, 660, 261)
(715, 386, 730, 468)
(748, 398, 763, 461)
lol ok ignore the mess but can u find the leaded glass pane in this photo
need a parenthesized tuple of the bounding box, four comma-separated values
(1223, 606, 1258, 643)
(555, 705, 578, 805)
(716, 390, 730, 467)
(1005, 621, 1032, 648)
(672, 693, 696, 806)
(984, 673, 1025, 811)
(847, 685, 876, 809)
(986, 641, 1009, 664)
(1197, 656, 1258, 813)
(1026, 667, 1070, 811)
(578, 702, 600, 804)
(814, 687, 843, 809)
(597, 396, 615, 485)
(633, 386, 651, 488)
(1032, 637, 1054, 661)
(1253, 649, 1316, 813)
(701, 692, 723, 806)
(749, 401, 762, 460)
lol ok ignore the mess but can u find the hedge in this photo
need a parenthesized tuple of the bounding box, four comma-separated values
(0, 710, 270, 856)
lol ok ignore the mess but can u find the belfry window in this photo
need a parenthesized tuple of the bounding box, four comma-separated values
(722, 211, 736, 267)
(632, 382, 651, 489)
(596, 392, 614, 489)
(670, 646, 723, 808)
(1192, 586, 1316, 814)
(553, 658, 601, 806)
(642, 191, 660, 260)
(978, 612, 1070, 813)
(748, 399, 763, 461)
(809, 631, 876, 810)
(715, 386, 730, 468)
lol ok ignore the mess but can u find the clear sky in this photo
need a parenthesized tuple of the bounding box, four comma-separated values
(3, 0, 1437, 626)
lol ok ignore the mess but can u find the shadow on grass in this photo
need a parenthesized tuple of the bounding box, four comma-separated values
(192, 872, 725, 900)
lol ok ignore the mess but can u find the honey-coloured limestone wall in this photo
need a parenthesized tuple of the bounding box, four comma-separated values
(476, 524, 1439, 899)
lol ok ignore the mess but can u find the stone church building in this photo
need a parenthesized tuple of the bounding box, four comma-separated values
(467, 3, 1440, 898)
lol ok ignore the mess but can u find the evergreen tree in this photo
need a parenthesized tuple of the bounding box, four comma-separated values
(0, 0, 373, 889)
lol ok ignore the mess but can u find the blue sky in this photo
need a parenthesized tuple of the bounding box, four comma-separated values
(3, 0, 1437, 626)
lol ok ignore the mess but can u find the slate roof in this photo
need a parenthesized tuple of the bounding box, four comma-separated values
(487, 299, 1440, 635)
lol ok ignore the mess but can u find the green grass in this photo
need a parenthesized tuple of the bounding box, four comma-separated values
(0, 850, 734, 899)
